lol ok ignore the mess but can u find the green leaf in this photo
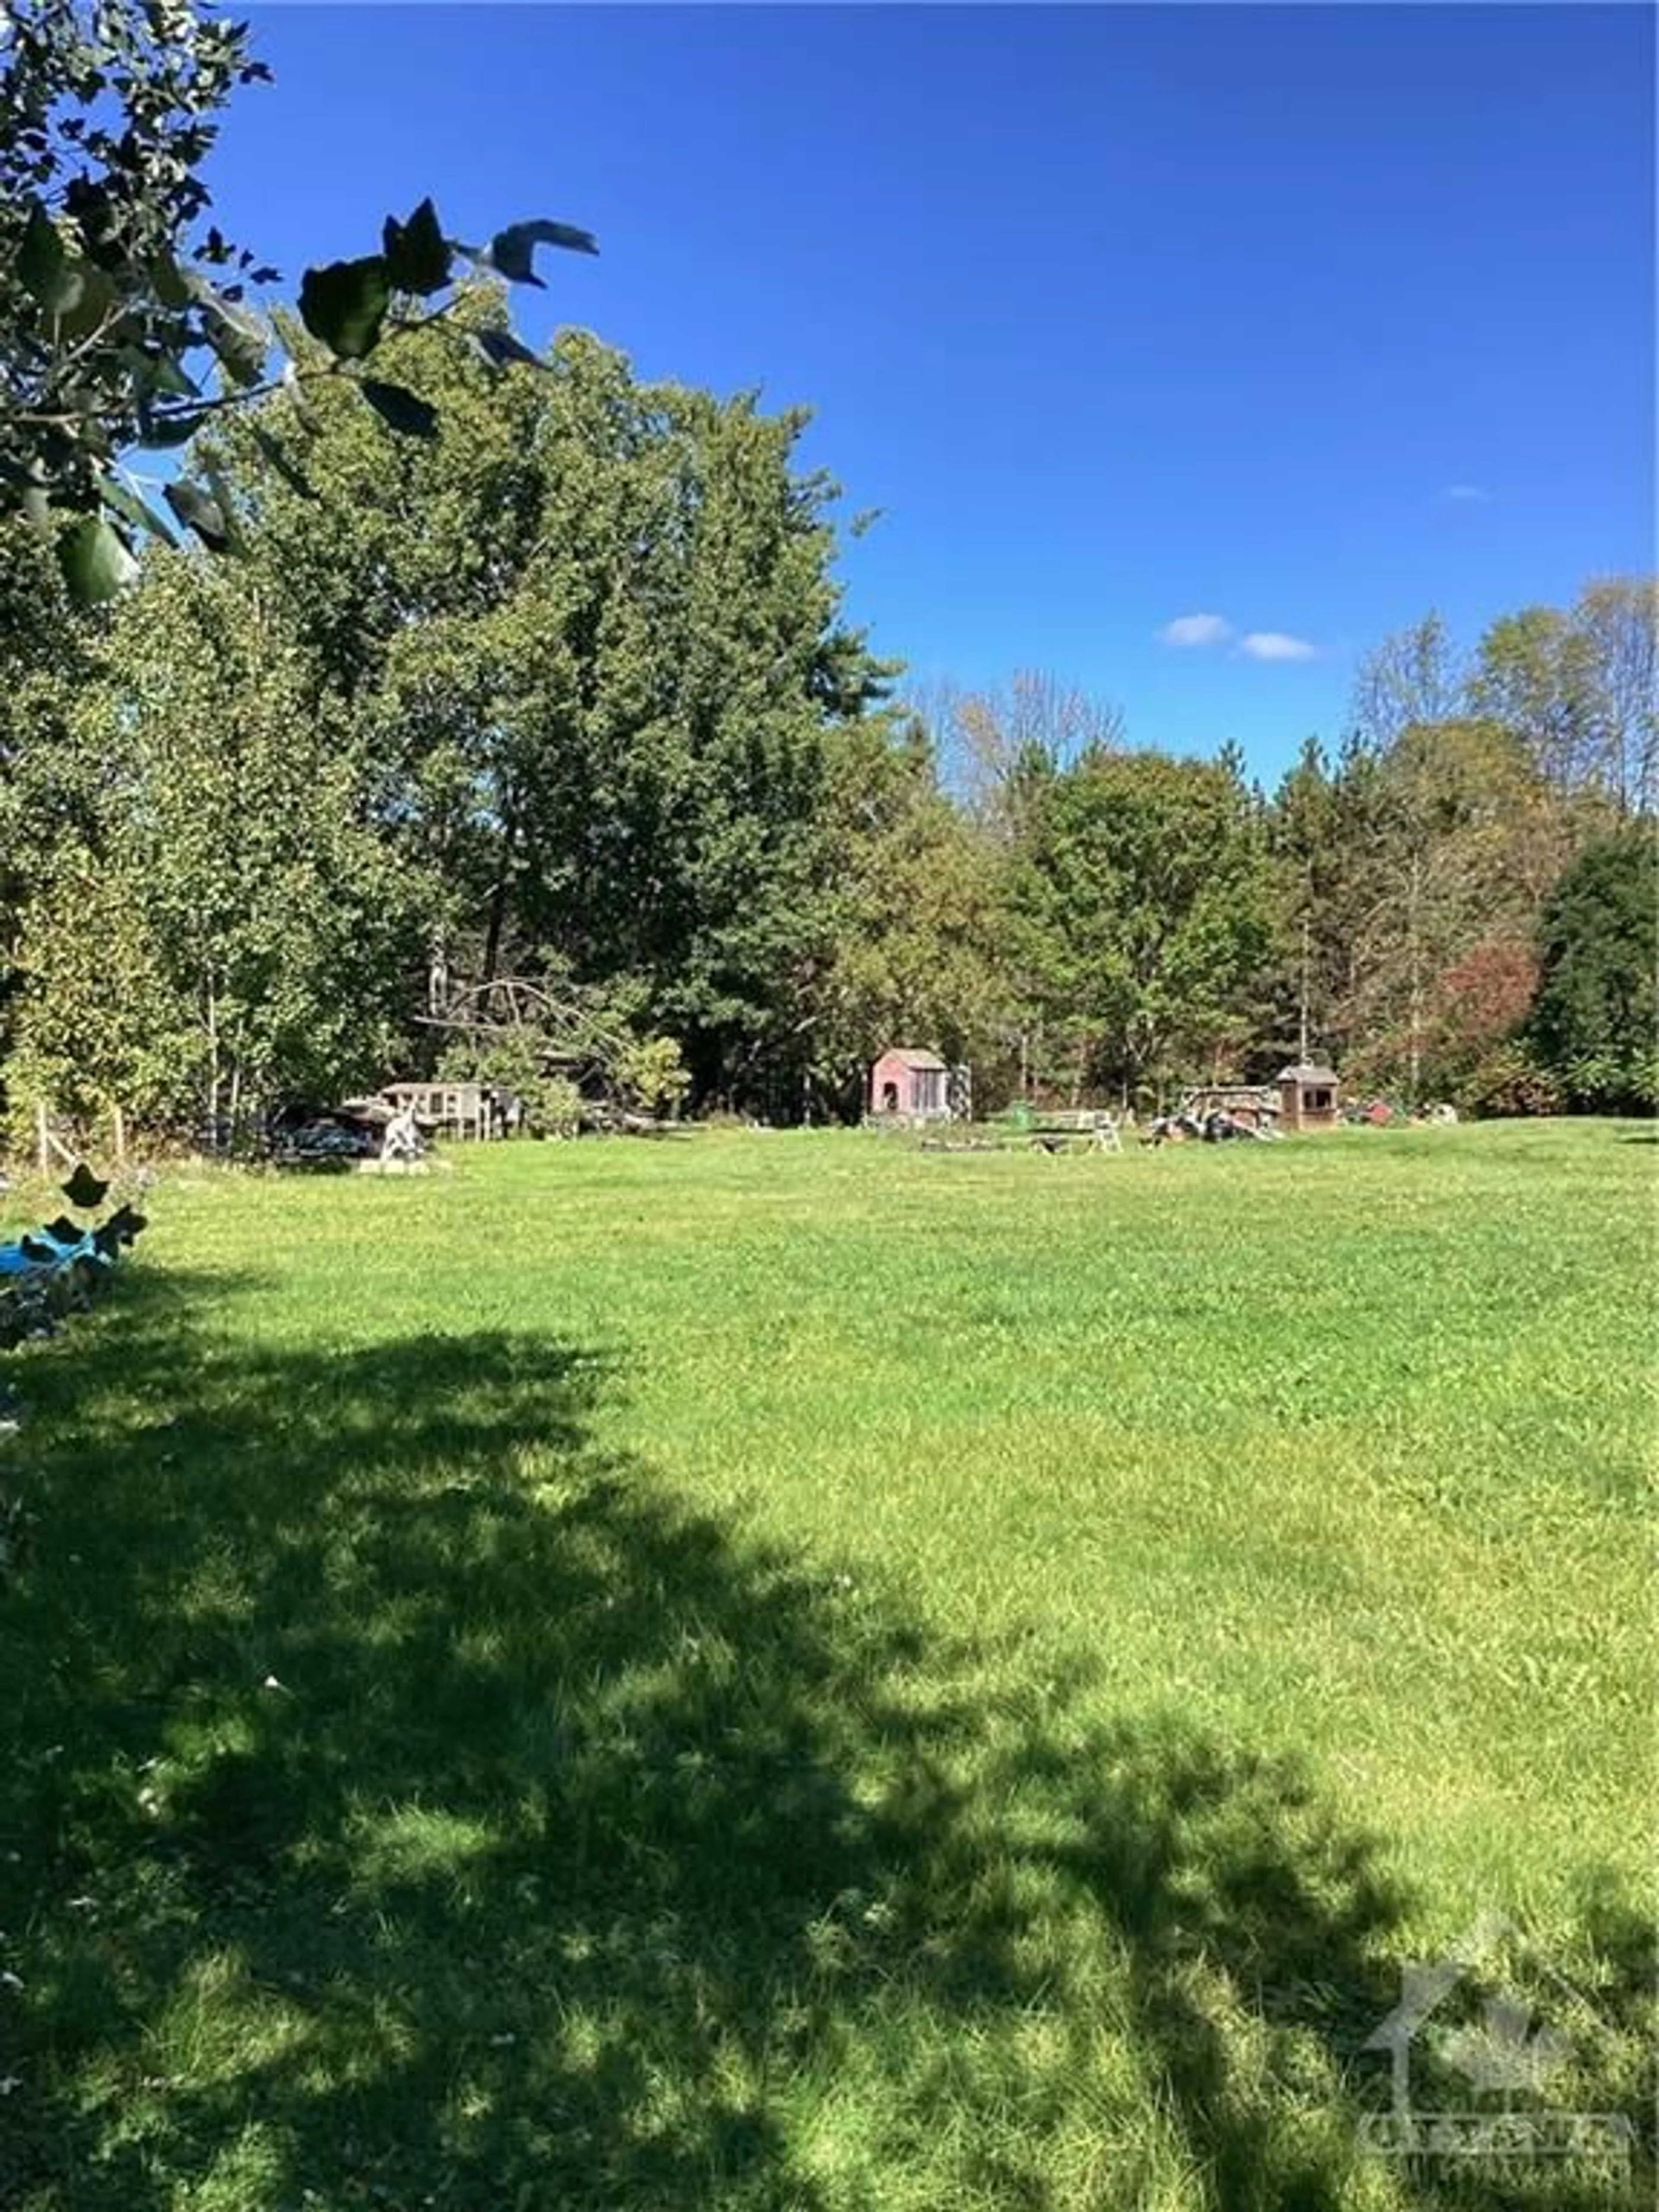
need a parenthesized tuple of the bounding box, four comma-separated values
(359, 380, 439, 439)
(18, 207, 80, 314)
(472, 327, 545, 373)
(484, 218, 599, 288)
(99, 471, 178, 548)
(61, 1162, 109, 1210)
(164, 478, 234, 552)
(55, 263, 118, 340)
(382, 197, 451, 296)
(57, 514, 138, 604)
(184, 270, 267, 377)
(126, 348, 200, 401)
(299, 256, 391, 360)
(136, 407, 206, 450)
(15, 203, 114, 332)
(149, 252, 192, 311)
(249, 422, 318, 500)
(200, 296, 268, 387)
(208, 311, 267, 386)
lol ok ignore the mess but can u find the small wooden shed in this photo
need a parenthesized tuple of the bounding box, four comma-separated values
(870, 1048, 951, 1121)
(1277, 1063, 1341, 1133)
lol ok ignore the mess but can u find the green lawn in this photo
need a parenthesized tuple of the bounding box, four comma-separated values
(0, 1120, 1651, 2210)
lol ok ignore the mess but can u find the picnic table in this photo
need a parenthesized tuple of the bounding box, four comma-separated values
(1014, 1110, 1124, 1155)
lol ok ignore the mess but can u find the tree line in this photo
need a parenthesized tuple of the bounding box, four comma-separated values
(0, 307, 1652, 1146)
(1, 0, 1651, 1147)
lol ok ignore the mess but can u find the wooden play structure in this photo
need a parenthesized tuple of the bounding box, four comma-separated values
(1276, 1062, 1342, 1132)
(869, 1048, 972, 1123)
(379, 1080, 502, 1143)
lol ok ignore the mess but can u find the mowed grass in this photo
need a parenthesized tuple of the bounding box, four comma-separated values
(0, 1119, 1651, 2210)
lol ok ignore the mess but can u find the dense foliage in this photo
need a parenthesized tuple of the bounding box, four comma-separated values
(0, 0, 594, 600)
(1527, 830, 1659, 1112)
(0, 4, 1651, 1142)
(3, 391, 1650, 1143)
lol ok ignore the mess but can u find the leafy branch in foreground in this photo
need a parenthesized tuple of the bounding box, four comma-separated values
(0, 0, 597, 601)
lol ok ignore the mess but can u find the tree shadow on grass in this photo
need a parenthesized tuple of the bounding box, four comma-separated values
(0, 1274, 1650, 2212)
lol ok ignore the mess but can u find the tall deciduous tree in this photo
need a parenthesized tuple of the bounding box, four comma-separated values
(195, 318, 896, 1111)
(1348, 612, 1467, 754)
(9, 554, 422, 1142)
(799, 715, 1011, 1116)
(1325, 584, 1654, 1101)
(913, 670, 1124, 839)
(1340, 718, 1569, 1099)
(1468, 606, 1605, 802)
(1010, 747, 1272, 1104)
(1573, 578, 1659, 817)
(1471, 580, 1658, 816)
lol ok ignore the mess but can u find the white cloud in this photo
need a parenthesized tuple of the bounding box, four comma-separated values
(1441, 483, 1492, 504)
(1158, 612, 1233, 648)
(1238, 631, 1317, 663)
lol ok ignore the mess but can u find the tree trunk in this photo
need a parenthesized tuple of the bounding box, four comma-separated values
(428, 925, 450, 1019)
(204, 973, 221, 1152)
(482, 806, 520, 987)
(1407, 848, 1424, 1106)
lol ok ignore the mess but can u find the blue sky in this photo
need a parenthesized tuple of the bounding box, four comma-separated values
(211, 4, 1654, 787)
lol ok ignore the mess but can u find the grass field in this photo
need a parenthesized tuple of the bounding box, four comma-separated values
(0, 1119, 1652, 2210)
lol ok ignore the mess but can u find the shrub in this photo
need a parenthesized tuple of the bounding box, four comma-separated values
(612, 1037, 690, 1119)
(1457, 1045, 1566, 1119)
(1560, 1049, 1659, 1115)
(531, 1075, 585, 1138)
